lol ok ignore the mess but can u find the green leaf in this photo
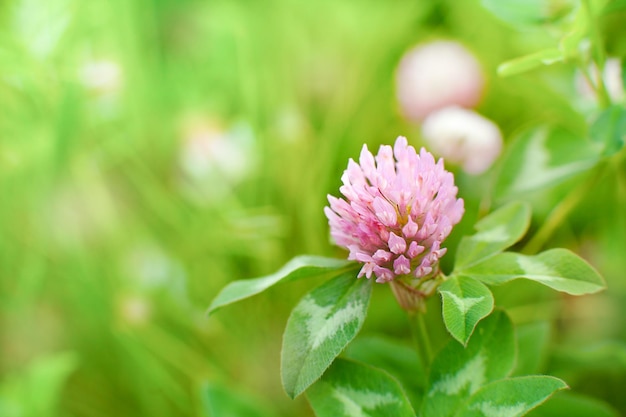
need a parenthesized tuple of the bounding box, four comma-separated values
(455, 202, 531, 271)
(526, 391, 620, 417)
(481, 0, 576, 27)
(199, 381, 277, 417)
(589, 106, 626, 157)
(439, 276, 495, 346)
(513, 322, 551, 376)
(0, 352, 78, 417)
(494, 127, 600, 200)
(306, 358, 415, 417)
(281, 272, 372, 398)
(420, 310, 516, 417)
(344, 335, 425, 410)
(207, 256, 352, 315)
(551, 341, 626, 373)
(603, 0, 626, 14)
(464, 248, 606, 295)
(497, 48, 564, 77)
(622, 57, 626, 98)
(455, 376, 568, 417)
(558, 27, 588, 60)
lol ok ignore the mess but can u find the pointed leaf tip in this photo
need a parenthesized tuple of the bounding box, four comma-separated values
(455, 376, 568, 417)
(306, 359, 415, 417)
(455, 201, 531, 271)
(465, 248, 606, 295)
(207, 256, 353, 315)
(281, 272, 372, 398)
(439, 275, 494, 346)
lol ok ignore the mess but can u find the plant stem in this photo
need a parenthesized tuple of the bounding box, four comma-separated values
(522, 166, 604, 254)
(408, 310, 433, 373)
(581, 0, 611, 108)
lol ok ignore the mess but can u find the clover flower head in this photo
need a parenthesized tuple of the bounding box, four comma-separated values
(324, 136, 464, 284)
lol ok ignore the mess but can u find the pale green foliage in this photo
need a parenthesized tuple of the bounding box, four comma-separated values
(421, 312, 568, 417)
(344, 336, 424, 410)
(444, 202, 529, 345)
(0, 353, 77, 417)
(526, 391, 621, 417)
(281, 272, 372, 399)
(497, 49, 565, 77)
(454, 202, 531, 271)
(200, 382, 278, 417)
(208, 256, 352, 315)
(306, 359, 414, 417)
(2, 0, 624, 415)
(420, 311, 516, 417)
(494, 127, 600, 200)
(439, 276, 494, 346)
(590, 106, 626, 157)
(512, 322, 552, 376)
(464, 248, 606, 295)
(454, 376, 567, 417)
(481, 0, 576, 27)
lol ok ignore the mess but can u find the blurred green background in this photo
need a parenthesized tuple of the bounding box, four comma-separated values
(1, 0, 625, 416)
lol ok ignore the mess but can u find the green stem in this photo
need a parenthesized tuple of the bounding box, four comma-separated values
(408, 311, 433, 373)
(611, 149, 626, 216)
(522, 166, 604, 254)
(581, 0, 611, 108)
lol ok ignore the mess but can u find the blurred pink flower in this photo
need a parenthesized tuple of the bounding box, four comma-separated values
(396, 40, 484, 121)
(325, 136, 464, 284)
(421, 106, 502, 175)
(178, 115, 254, 183)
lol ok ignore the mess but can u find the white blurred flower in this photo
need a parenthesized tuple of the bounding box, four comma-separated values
(575, 58, 624, 103)
(13, 0, 70, 60)
(125, 245, 187, 297)
(273, 106, 308, 143)
(43, 164, 119, 249)
(396, 40, 484, 121)
(421, 107, 502, 175)
(118, 295, 152, 326)
(79, 59, 123, 95)
(179, 116, 254, 183)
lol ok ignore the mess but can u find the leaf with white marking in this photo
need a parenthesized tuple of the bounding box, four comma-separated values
(589, 105, 626, 157)
(464, 249, 606, 295)
(455, 202, 531, 271)
(494, 127, 600, 201)
(208, 256, 352, 315)
(344, 335, 424, 410)
(481, 0, 575, 28)
(454, 376, 567, 417)
(281, 272, 372, 399)
(439, 276, 495, 346)
(420, 310, 515, 417)
(306, 358, 415, 417)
